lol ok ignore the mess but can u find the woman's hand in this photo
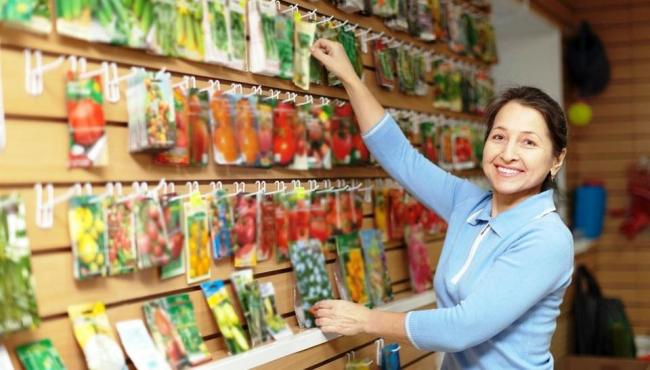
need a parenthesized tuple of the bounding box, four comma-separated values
(310, 39, 360, 87)
(312, 299, 371, 336)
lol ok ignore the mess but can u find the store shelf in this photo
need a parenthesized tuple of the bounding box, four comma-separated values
(194, 291, 436, 370)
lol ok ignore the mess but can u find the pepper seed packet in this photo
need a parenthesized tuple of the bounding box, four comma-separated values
(200, 280, 250, 355)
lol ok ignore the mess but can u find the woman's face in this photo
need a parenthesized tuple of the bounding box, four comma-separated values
(482, 101, 566, 200)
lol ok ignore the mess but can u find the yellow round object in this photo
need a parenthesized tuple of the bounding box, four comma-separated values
(568, 102, 593, 126)
(96, 253, 105, 266)
(78, 235, 99, 265)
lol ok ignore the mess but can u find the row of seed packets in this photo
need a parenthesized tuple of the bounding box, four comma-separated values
(388, 108, 486, 171)
(432, 61, 494, 115)
(0, 0, 52, 34)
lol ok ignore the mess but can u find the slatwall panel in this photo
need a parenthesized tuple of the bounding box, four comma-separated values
(568, 0, 650, 337)
(0, 0, 492, 368)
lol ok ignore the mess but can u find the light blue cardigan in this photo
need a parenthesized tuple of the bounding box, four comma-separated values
(363, 113, 574, 370)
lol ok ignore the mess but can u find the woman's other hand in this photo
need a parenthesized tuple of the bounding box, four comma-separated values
(312, 299, 371, 336)
(310, 39, 360, 87)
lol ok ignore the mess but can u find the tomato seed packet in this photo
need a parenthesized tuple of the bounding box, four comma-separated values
(116, 320, 171, 370)
(68, 302, 127, 370)
(209, 190, 235, 260)
(420, 120, 439, 164)
(289, 104, 309, 170)
(336, 233, 370, 306)
(69, 195, 108, 280)
(274, 193, 290, 262)
(359, 229, 393, 307)
(183, 197, 212, 284)
(387, 188, 405, 241)
(256, 98, 275, 167)
(331, 103, 357, 166)
(154, 86, 190, 166)
(210, 92, 240, 165)
(142, 299, 189, 370)
(286, 188, 311, 245)
(257, 194, 276, 262)
(188, 89, 211, 167)
(160, 194, 185, 279)
(289, 239, 333, 328)
(235, 96, 262, 167)
(273, 102, 298, 167)
(231, 270, 270, 347)
(16, 338, 66, 370)
(452, 123, 476, 170)
(65, 70, 108, 168)
(349, 189, 364, 233)
(259, 282, 292, 340)
(133, 195, 170, 269)
(438, 122, 454, 170)
(0, 195, 39, 335)
(303, 103, 333, 169)
(309, 192, 331, 246)
(105, 197, 136, 276)
(200, 279, 249, 355)
(405, 225, 432, 293)
(232, 194, 258, 267)
(338, 191, 354, 235)
(163, 294, 211, 366)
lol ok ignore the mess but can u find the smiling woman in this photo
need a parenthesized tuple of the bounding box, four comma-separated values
(310, 39, 573, 370)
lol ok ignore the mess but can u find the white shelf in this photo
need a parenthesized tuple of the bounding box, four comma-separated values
(195, 291, 437, 370)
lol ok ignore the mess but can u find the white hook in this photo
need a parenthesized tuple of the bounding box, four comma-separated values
(172, 75, 190, 90)
(366, 31, 384, 42)
(296, 94, 313, 106)
(318, 96, 330, 107)
(282, 92, 297, 103)
(315, 15, 333, 25)
(24, 49, 65, 96)
(245, 85, 262, 97)
(355, 27, 372, 37)
(300, 7, 317, 19)
(225, 83, 242, 95)
(265, 180, 286, 195)
(281, 3, 297, 13)
(332, 19, 348, 29)
(79, 61, 111, 100)
(34, 182, 82, 229)
(344, 23, 359, 32)
(78, 57, 88, 74)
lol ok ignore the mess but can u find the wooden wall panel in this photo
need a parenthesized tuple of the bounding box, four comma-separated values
(567, 0, 650, 347)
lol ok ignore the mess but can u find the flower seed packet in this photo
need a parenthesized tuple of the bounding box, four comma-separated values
(69, 195, 108, 280)
(16, 338, 66, 370)
(183, 197, 212, 284)
(116, 320, 170, 370)
(336, 233, 370, 306)
(359, 229, 393, 306)
(231, 270, 270, 347)
(405, 224, 432, 293)
(200, 280, 250, 355)
(105, 197, 136, 276)
(68, 302, 127, 370)
(0, 195, 40, 335)
(160, 193, 185, 279)
(142, 299, 189, 369)
(259, 282, 292, 340)
(133, 194, 171, 269)
(289, 239, 333, 328)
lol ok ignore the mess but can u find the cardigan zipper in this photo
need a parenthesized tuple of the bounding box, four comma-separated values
(450, 223, 491, 285)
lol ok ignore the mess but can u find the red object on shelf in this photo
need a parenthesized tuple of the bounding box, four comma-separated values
(619, 160, 650, 240)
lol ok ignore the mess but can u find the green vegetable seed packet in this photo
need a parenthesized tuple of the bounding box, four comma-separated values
(17, 338, 67, 370)
(230, 270, 270, 347)
(275, 12, 294, 80)
(175, 0, 205, 61)
(0, 0, 52, 34)
(0, 194, 40, 335)
(164, 293, 211, 366)
(147, 0, 178, 56)
(200, 279, 250, 355)
(204, 0, 231, 65)
(228, 0, 247, 70)
(259, 282, 292, 340)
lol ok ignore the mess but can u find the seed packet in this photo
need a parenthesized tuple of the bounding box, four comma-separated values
(320, 24, 342, 87)
(232, 194, 258, 267)
(338, 28, 364, 80)
(447, 1, 465, 55)
(432, 0, 448, 41)
(275, 13, 294, 80)
(349, 189, 364, 232)
(69, 195, 108, 280)
(292, 15, 316, 90)
(396, 46, 415, 95)
(438, 122, 454, 170)
(417, 0, 435, 41)
(16, 338, 66, 370)
(183, 197, 212, 284)
(460, 68, 476, 114)
(287, 188, 311, 244)
(0, 0, 52, 34)
(154, 86, 190, 166)
(142, 299, 189, 369)
(175, 0, 204, 61)
(55, 0, 104, 42)
(452, 123, 475, 170)
(188, 88, 211, 166)
(475, 69, 494, 115)
(336, 233, 370, 306)
(420, 207, 447, 236)
(146, 0, 177, 56)
(274, 193, 291, 262)
(385, 0, 408, 31)
(349, 116, 369, 166)
(257, 194, 276, 262)
(360, 229, 393, 306)
(323, 191, 339, 251)
(210, 91, 240, 165)
(448, 66, 463, 113)
(68, 302, 127, 370)
(304, 103, 333, 169)
(133, 195, 170, 269)
(235, 96, 262, 167)
(273, 102, 298, 166)
(231, 270, 270, 347)
(420, 119, 439, 164)
(160, 193, 185, 279)
(0, 195, 39, 335)
(372, 39, 396, 91)
(336, 0, 364, 13)
(200, 280, 250, 355)
(309, 192, 331, 245)
(127, 70, 176, 152)
(309, 23, 326, 86)
(432, 58, 451, 111)
(413, 52, 429, 97)
(65, 70, 108, 168)
(289, 239, 333, 328)
(372, 0, 397, 17)
(289, 104, 309, 170)
(405, 224, 432, 293)
(248, 0, 279, 76)
(406, 0, 419, 38)
(116, 320, 171, 370)
(228, 0, 247, 71)
(256, 98, 275, 167)
(259, 282, 292, 339)
(345, 358, 372, 370)
(372, 188, 389, 242)
(331, 105, 353, 166)
(105, 197, 136, 276)
(403, 193, 424, 227)
(471, 122, 486, 164)
(204, 0, 231, 66)
(476, 17, 497, 63)
(209, 190, 235, 260)
(387, 188, 404, 241)
(164, 294, 211, 366)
